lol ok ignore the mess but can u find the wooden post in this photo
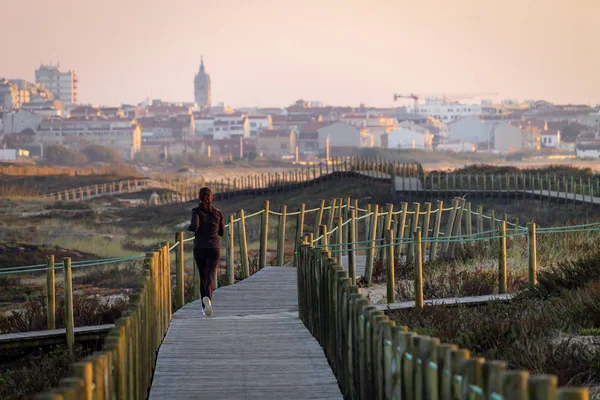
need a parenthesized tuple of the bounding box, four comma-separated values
(336, 216, 344, 266)
(527, 375, 557, 400)
(466, 201, 472, 239)
(277, 205, 287, 266)
(293, 204, 306, 268)
(46, 255, 56, 330)
(227, 215, 235, 282)
(328, 198, 338, 231)
(320, 225, 330, 257)
(63, 257, 75, 357)
(499, 220, 507, 294)
(528, 222, 537, 290)
(386, 229, 395, 304)
(175, 232, 184, 310)
(407, 202, 421, 263)
(557, 388, 590, 400)
(259, 200, 269, 268)
(238, 210, 250, 278)
(395, 202, 408, 259)
(348, 208, 357, 285)
(441, 199, 459, 255)
(421, 202, 431, 260)
(380, 203, 394, 261)
(502, 371, 529, 400)
(477, 205, 484, 237)
(364, 204, 379, 286)
(314, 199, 325, 236)
(430, 200, 443, 261)
(414, 230, 423, 308)
(72, 361, 93, 400)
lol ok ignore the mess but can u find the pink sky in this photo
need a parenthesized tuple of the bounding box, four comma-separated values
(2, 0, 599, 107)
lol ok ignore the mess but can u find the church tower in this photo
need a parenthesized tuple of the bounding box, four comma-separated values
(194, 57, 211, 108)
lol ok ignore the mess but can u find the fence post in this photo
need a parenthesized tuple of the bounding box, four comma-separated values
(557, 388, 590, 399)
(63, 257, 75, 358)
(380, 203, 394, 261)
(260, 200, 269, 269)
(277, 205, 287, 266)
(336, 216, 344, 266)
(442, 199, 459, 255)
(314, 199, 325, 236)
(407, 202, 421, 263)
(395, 202, 408, 260)
(430, 200, 443, 261)
(294, 204, 306, 268)
(421, 202, 431, 261)
(175, 232, 185, 310)
(414, 230, 423, 308)
(364, 204, 379, 286)
(46, 255, 56, 330)
(527, 375, 558, 400)
(499, 220, 507, 294)
(238, 210, 250, 279)
(503, 371, 529, 399)
(448, 198, 465, 258)
(227, 215, 235, 283)
(386, 229, 395, 304)
(320, 225, 330, 257)
(528, 222, 537, 290)
(348, 208, 357, 285)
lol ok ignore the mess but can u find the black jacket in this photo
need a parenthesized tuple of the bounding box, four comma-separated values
(187, 205, 225, 249)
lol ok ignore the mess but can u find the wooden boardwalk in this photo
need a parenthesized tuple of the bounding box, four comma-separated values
(0, 324, 114, 350)
(149, 267, 342, 400)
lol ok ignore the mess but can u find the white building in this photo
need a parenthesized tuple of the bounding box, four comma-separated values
(213, 113, 250, 139)
(447, 117, 491, 145)
(35, 117, 141, 159)
(409, 98, 482, 122)
(248, 115, 272, 136)
(385, 128, 433, 150)
(2, 110, 44, 134)
(194, 115, 215, 136)
(489, 122, 522, 153)
(541, 131, 561, 148)
(35, 64, 78, 104)
(575, 144, 600, 159)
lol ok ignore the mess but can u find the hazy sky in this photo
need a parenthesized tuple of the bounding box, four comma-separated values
(2, 0, 599, 107)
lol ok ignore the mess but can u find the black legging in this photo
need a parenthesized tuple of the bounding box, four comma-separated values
(193, 248, 220, 300)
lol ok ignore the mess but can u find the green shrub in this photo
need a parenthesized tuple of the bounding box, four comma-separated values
(82, 144, 122, 163)
(45, 145, 87, 165)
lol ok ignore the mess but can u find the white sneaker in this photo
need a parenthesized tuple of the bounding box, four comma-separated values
(202, 296, 213, 316)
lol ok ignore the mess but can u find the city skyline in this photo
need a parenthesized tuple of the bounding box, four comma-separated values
(2, 0, 599, 107)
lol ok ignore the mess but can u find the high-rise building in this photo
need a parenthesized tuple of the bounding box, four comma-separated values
(35, 64, 78, 104)
(194, 57, 211, 108)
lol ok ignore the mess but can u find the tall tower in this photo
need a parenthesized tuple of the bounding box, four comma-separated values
(194, 57, 211, 108)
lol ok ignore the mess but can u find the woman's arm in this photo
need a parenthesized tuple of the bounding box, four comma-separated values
(187, 209, 199, 232)
(218, 212, 225, 237)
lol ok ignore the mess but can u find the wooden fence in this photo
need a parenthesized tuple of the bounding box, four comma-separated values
(400, 171, 600, 204)
(40, 156, 421, 204)
(297, 243, 590, 400)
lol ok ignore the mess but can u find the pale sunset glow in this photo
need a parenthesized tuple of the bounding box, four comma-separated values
(2, 0, 598, 106)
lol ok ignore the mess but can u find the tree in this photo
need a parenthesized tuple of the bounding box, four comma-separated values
(560, 125, 583, 143)
(82, 144, 122, 163)
(45, 145, 88, 165)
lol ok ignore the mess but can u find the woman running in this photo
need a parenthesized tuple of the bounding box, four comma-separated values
(187, 187, 224, 316)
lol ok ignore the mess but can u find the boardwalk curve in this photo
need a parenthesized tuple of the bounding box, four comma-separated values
(149, 267, 342, 400)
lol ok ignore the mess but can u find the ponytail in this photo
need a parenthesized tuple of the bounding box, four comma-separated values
(199, 187, 213, 211)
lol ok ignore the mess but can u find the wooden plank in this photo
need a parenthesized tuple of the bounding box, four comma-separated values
(0, 324, 114, 349)
(149, 267, 342, 400)
(373, 293, 515, 311)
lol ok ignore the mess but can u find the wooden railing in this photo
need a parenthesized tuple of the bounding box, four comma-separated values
(39, 156, 422, 204)
(400, 171, 600, 204)
(297, 243, 590, 399)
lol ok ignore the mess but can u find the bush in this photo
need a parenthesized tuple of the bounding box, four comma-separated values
(45, 145, 87, 165)
(0, 345, 91, 399)
(82, 144, 122, 163)
(0, 295, 128, 334)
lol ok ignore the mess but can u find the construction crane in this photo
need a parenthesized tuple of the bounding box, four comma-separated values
(393, 93, 420, 113)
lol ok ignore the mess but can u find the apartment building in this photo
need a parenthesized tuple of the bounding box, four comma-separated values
(35, 116, 141, 159)
(35, 64, 78, 104)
